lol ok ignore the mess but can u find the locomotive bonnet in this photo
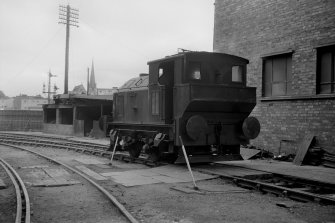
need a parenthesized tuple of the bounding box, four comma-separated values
(108, 51, 260, 163)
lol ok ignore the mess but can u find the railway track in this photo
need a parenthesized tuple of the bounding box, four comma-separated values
(197, 165, 335, 205)
(0, 142, 138, 223)
(0, 157, 30, 223)
(1, 132, 334, 206)
(0, 132, 160, 167)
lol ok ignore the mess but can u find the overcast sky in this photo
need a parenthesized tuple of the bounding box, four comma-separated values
(0, 0, 215, 97)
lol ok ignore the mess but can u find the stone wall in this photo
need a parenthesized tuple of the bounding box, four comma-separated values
(43, 120, 85, 137)
(43, 123, 74, 136)
(214, 0, 335, 153)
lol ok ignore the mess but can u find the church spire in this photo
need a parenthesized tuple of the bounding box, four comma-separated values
(89, 60, 97, 95)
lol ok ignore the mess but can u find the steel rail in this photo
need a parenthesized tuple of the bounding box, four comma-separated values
(0, 134, 159, 167)
(2, 133, 334, 205)
(0, 142, 138, 223)
(0, 157, 30, 223)
(0, 133, 108, 150)
(0, 132, 108, 148)
(196, 168, 335, 205)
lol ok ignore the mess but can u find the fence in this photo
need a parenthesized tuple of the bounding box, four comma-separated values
(0, 110, 43, 131)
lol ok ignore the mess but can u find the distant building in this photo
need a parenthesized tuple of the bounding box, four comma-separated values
(0, 98, 14, 110)
(13, 95, 48, 110)
(0, 90, 7, 99)
(87, 61, 117, 96)
(213, 0, 335, 154)
(71, 84, 87, 95)
(97, 87, 118, 96)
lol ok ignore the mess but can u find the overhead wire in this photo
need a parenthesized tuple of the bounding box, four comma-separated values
(79, 17, 146, 58)
(7, 26, 64, 82)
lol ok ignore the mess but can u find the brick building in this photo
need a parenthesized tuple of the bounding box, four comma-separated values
(214, 0, 335, 154)
(0, 98, 14, 110)
(13, 95, 48, 111)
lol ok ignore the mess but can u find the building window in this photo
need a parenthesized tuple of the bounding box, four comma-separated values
(151, 91, 159, 115)
(317, 45, 335, 94)
(262, 53, 292, 97)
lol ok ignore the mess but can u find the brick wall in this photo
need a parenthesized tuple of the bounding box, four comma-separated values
(214, 0, 335, 154)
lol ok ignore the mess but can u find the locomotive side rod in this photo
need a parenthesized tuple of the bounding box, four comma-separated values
(179, 136, 199, 190)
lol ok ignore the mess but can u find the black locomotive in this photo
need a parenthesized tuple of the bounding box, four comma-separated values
(108, 51, 260, 163)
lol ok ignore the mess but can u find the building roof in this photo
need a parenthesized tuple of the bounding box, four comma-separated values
(71, 84, 87, 95)
(54, 94, 113, 101)
(119, 73, 149, 90)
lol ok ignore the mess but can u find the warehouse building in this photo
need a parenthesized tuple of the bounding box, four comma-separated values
(214, 0, 335, 154)
(43, 94, 113, 137)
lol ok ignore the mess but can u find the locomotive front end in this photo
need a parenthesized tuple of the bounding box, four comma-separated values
(174, 52, 260, 163)
(174, 84, 260, 163)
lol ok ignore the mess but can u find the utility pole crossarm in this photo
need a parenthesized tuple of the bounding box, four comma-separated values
(59, 5, 79, 27)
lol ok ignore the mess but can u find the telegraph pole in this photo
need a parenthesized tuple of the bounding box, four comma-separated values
(59, 5, 79, 94)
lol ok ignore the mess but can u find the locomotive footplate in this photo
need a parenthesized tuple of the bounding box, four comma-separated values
(174, 154, 243, 164)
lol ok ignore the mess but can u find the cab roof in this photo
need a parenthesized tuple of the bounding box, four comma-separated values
(147, 51, 249, 65)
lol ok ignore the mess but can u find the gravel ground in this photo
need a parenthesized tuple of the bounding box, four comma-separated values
(0, 165, 16, 223)
(0, 145, 128, 223)
(24, 145, 335, 223)
(101, 178, 335, 223)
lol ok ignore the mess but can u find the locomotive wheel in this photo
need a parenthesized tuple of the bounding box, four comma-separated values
(148, 150, 178, 163)
(165, 153, 178, 164)
(128, 142, 142, 158)
(148, 150, 161, 162)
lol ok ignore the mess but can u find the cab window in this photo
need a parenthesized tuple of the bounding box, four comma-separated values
(232, 66, 243, 82)
(158, 62, 174, 86)
(189, 62, 201, 80)
(159, 68, 164, 77)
